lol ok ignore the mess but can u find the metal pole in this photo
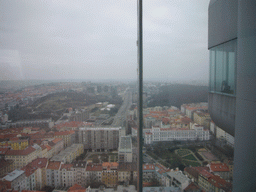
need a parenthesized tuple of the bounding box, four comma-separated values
(137, 0, 143, 191)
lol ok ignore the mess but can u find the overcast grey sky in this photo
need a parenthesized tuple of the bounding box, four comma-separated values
(0, 0, 210, 81)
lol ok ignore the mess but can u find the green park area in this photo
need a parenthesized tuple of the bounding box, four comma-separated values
(146, 144, 203, 170)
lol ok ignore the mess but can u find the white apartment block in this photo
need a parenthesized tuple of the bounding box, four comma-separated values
(141, 123, 209, 145)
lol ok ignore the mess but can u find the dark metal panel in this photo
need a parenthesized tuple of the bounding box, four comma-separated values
(233, 1, 256, 191)
(208, 93, 236, 136)
(208, 0, 238, 48)
(137, 0, 143, 191)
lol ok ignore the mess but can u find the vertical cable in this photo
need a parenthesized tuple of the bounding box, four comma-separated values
(137, 0, 143, 192)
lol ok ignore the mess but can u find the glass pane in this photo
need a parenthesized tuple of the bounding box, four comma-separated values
(226, 40, 236, 94)
(210, 49, 216, 91)
(215, 45, 224, 92)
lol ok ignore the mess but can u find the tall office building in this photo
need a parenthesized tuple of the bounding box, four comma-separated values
(208, 0, 256, 191)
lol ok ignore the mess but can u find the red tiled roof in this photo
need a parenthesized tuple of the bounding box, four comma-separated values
(86, 163, 103, 171)
(208, 175, 232, 191)
(6, 146, 36, 156)
(102, 162, 118, 168)
(209, 163, 229, 172)
(52, 138, 63, 144)
(44, 145, 52, 151)
(68, 184, 86, 192)
(61, 164, 73, 170)
(143, 164, 155, 170)
(184, 182, 204, 192)
(30, 158, 48, 168)
(47, 161, 61, 170)
(184, 167, 210, 179)
(0, 147, 9, 155)
(199, 169, 214, 179)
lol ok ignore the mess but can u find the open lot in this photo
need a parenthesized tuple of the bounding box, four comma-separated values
(86, 152, 118, 163)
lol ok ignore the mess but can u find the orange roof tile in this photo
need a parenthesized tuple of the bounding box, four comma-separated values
(47, 161, 61, 170)
(209, 163, 229, 172)
(86, 163, 103, 171)
(102, 162, 118, 167)
(61, 164, 73, 170)
(6, 146, 36, 156)
(68, 184, 86, 192)
(52, 138, 63, 144)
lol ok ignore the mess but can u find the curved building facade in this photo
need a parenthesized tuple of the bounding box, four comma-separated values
(208, 0, 256, 191)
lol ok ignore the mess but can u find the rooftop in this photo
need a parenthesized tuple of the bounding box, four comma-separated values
(3, 170, 25, 181)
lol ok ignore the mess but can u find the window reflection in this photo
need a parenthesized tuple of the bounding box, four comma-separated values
(209, 40, 237, 95)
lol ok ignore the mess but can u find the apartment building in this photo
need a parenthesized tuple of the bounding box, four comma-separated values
(85, 163, 103, 185)
(102, 162, 118, 187)
(142, 124, 209, 145)
(198, 169, 232, 192)
(5, 146, 39, 169)
(54, 130, 75, 148)
(46, 161, 62, 188)
(208, 163, 230, 181)
(27, 158, 48, 190)
(79, 127, 120, 151)
(117, 163, 137, 183)
(51, 144, 83, 163)
(72, 161, 86, 187)
(9, 139, 29, 150)
(22, 166, 36, 191)
(184, 167, 210, 185)
(181, 103, 208, 120)
(50, 138, 64, 155)
(60, 163, 74, 188)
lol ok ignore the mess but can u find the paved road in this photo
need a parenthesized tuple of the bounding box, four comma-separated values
(111, 88, 132, 127)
